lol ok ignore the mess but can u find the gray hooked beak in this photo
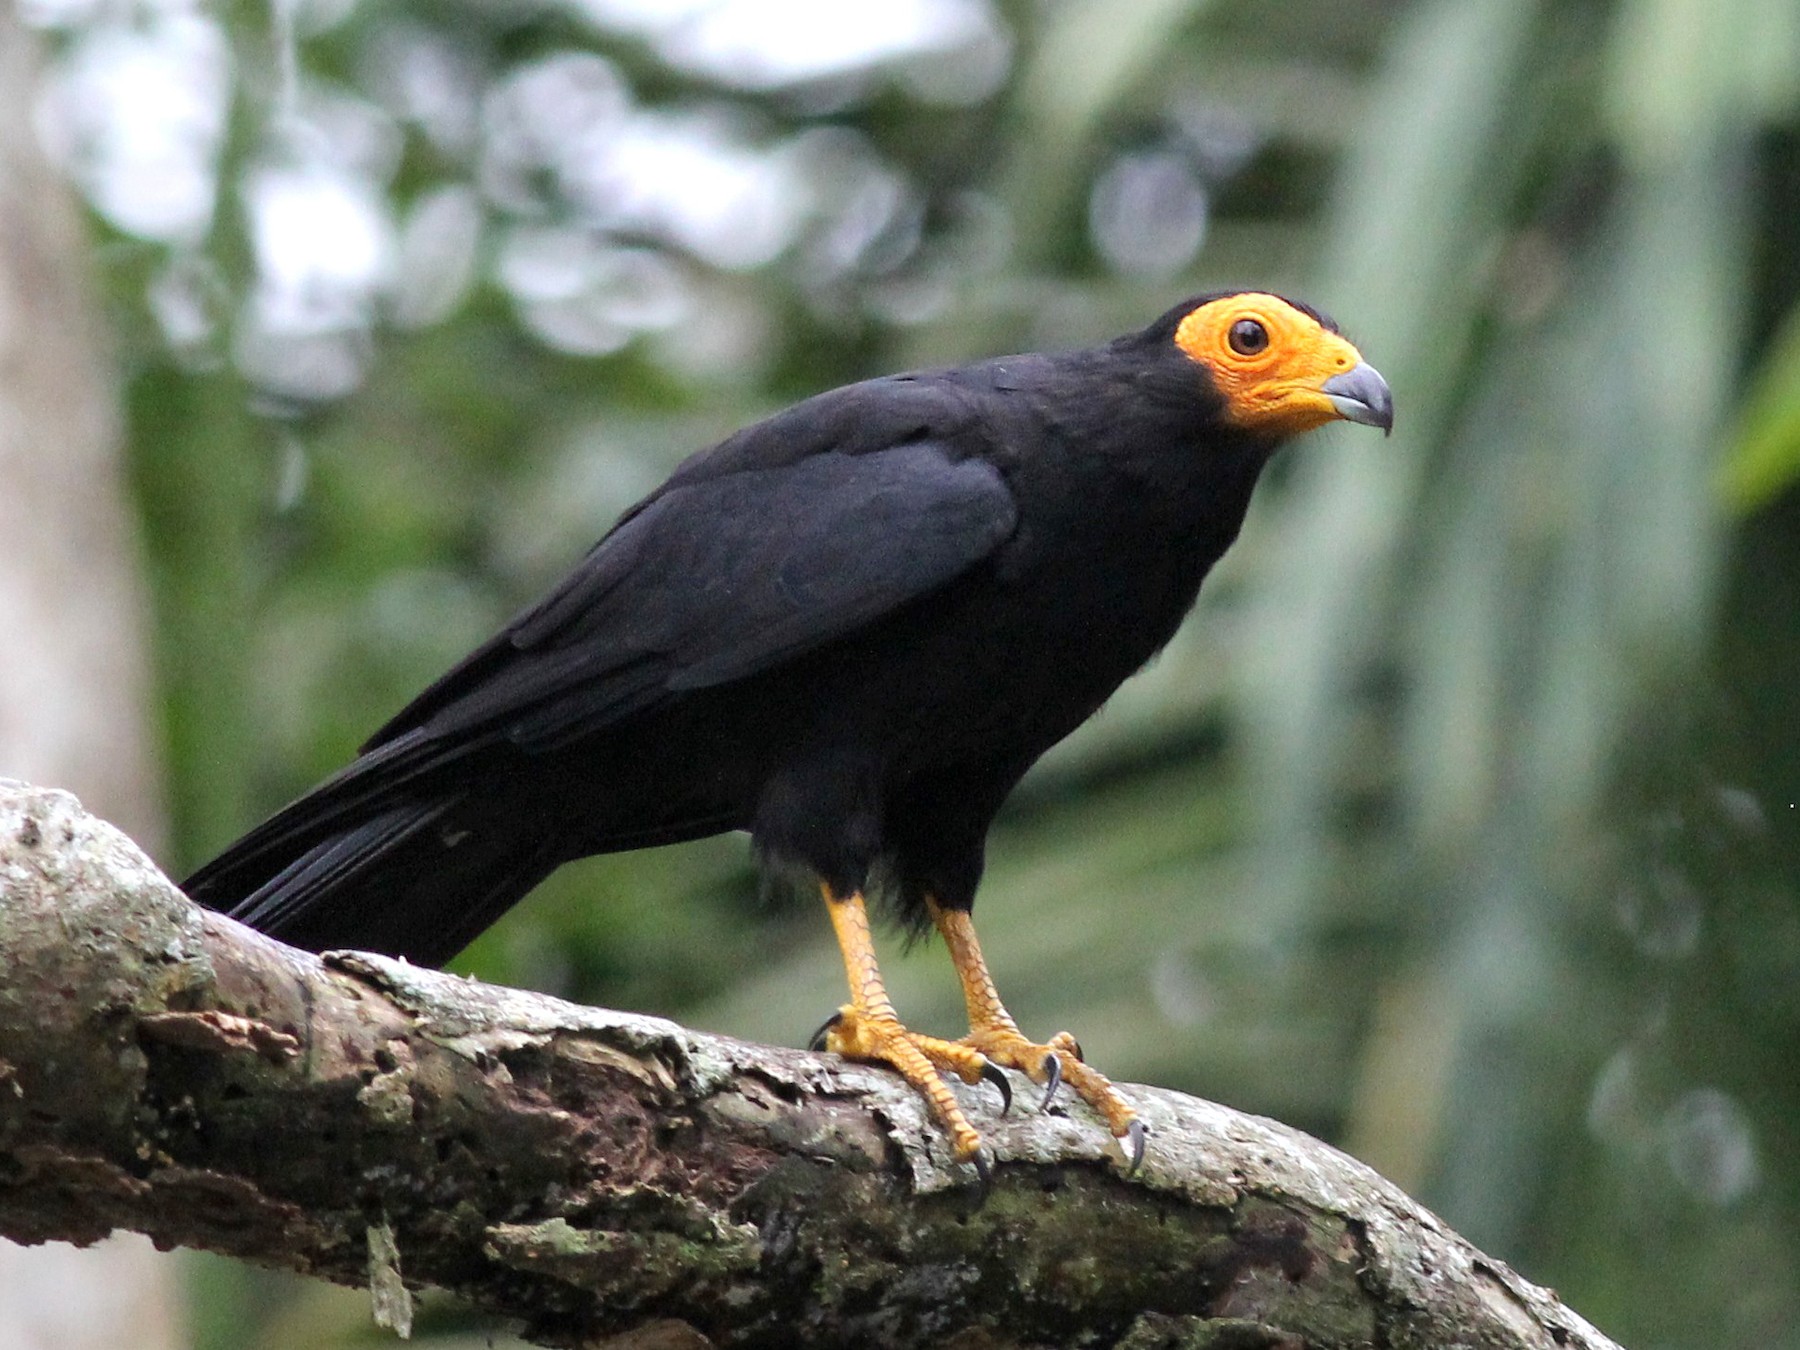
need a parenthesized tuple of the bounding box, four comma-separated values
(1322, 362, 1394, 435)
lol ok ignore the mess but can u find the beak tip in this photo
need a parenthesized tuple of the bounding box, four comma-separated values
(1323, 362, 1394, 435)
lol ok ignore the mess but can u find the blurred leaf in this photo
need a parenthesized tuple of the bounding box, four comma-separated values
(1605, 0, 1800, 164)
(1231, 0, 1547, 922)
(1722, 300, 1800, 512)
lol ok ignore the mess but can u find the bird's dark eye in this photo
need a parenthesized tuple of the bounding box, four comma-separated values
(1228, 318, 1269, 356)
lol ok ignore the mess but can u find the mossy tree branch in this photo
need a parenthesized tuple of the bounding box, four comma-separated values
(0, 781, 1623, 1350)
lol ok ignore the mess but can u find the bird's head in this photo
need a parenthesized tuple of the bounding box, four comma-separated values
(1163, 291, 1393, 439)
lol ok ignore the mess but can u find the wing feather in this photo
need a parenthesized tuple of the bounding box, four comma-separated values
(364, 441, 1016, 754)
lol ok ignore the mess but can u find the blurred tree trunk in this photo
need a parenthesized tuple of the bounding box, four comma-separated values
(0, 5, 183, 1348)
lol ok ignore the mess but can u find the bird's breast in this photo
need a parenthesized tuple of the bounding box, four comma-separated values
(851, 496, 1233, 774)
(753, 428, 1269, 786)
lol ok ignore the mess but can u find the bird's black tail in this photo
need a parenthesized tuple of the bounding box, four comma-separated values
(183, 738, 564, 968)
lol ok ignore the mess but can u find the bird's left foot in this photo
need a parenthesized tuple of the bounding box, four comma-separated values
(928, 900, 1146, 1172)
(962, 1025, 1146, 1172)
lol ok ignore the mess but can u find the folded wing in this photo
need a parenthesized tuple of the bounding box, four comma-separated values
(367, 441, 1019, 753)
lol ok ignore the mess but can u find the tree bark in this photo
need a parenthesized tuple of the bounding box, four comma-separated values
(0, 781, 1626, 1350)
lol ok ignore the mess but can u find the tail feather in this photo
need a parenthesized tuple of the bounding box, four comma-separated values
(220, 798, 455, 936)
(185, 714, 745, 967)
(183, 736, 566, 967)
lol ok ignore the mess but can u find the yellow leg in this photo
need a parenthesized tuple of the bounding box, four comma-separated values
(931, 898, 1144, 1165)
(818, 885, 996, 1163)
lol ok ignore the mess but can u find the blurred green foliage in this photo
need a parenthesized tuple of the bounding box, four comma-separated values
(24, 0, 1800, 1344)
(1727, 303, 1800, 510)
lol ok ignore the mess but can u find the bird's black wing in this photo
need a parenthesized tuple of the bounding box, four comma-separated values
(185, 439, 1015, 947)
(364, 441, 1019, 755)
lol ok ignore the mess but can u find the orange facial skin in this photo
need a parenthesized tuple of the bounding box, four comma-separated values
(1174, 292, 1390, 439)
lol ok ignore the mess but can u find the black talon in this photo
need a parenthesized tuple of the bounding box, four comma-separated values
(1123, 1118, 1148, 1175)
(1038, 1052, 1063, 1112)
(980, 1059, 1013, 1115)
(969, 1149, 993, 1208)
(808, 1012, 842, 1053)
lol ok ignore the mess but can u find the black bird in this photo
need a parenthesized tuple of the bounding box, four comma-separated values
(185, 291, 1393, 1169)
